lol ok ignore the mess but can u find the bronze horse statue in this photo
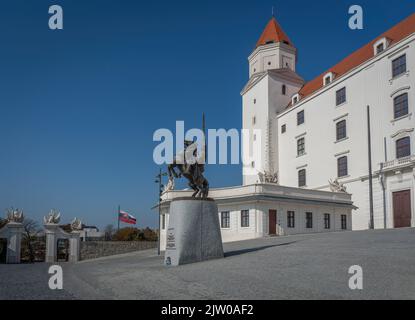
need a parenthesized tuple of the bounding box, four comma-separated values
(167, 140, 209, 198)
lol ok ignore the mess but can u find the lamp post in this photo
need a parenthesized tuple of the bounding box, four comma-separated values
(155, 168, 167, 255)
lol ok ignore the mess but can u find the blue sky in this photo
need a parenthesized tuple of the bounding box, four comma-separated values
(0, 0, 413, 229)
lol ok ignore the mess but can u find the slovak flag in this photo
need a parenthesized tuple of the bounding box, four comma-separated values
(118, 210, 137, 225)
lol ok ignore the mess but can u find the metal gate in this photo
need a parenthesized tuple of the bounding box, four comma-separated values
(0, 238, 7, 263)
(57, 239, 69, 262)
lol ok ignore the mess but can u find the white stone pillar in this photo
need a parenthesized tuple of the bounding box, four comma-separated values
(69, 232, 80, 262)
(6, 222, 24, 264)
(44, 224, 59, 263)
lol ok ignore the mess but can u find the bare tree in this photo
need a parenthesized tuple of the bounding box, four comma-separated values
(104, 224, 115, 241)
(22, 219, 42, 263)
(0, 218, 7, 229)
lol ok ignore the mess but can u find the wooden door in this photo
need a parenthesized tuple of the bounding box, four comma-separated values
(393, 190, 412, 228)
(269, 210, 277, 235)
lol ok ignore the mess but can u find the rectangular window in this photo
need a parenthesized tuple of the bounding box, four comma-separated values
(161, 214, 166, 230)
(221, 211, 230, 229)
(297, 137, 305, 156)
(324, 76, 331, 85)
(341, 215, 347, 230)
(336, 120, 347, 141)
(298, 169, 306, 187)
(324, 214, 331, 229)
(394, 93, 409, 119)
(281, 124, 286, 134)
(392, 54, 406, 78)
(287, 211, 295, 228)
(396, 137, 411, 159)
(376, 43, 384, 54)
(241, 210, 249, 228)
(297, 110, 304, 125)
(337, 156, 348, 177)
(336, 87, 346, 106)
(306, 212, 313, 229)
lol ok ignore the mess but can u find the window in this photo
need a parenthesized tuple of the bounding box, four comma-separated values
(374, 38, 388, 55)
(252, 116, 256, 125)
(161, 214, 166, 230)
(392, 55, 406, 78)
(324, 75, 332, 85)
(376, 43, 384, 54)
(336, 120, 347, 141)
(341, 215, 347, 230)
(336, 87, 346, 106)
(306, 212, 313, 229)
(337, 156, 348, 177)
(324, 214, 331, 229)
(396, 137, 411, 159)
(287, 211, 295, 228)
(297, 110, 304, 125)
(281, 124, 286, 134)
(253, 99, 256, 104)
(251, 161, 255, 168)
(282, 84, 286, 95)
(297, 137, 305, 156)
(298, 169, 306, 187)
(393, 93, 408, 119)
(292, 94, 300, 105)
(221, 212, 230, 229)
(241, 210, 249, 227)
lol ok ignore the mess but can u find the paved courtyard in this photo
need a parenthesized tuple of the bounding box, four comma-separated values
(1, 228, 415, 300)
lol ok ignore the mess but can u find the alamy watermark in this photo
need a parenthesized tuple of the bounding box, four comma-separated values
(153, 121, 262, 176)
(48, 265, 63, 290)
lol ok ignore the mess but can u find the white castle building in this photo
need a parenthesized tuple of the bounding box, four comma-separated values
(159, 13, 415, 249)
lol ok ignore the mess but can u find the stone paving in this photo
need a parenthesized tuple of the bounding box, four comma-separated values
(1, 228, 414, 299)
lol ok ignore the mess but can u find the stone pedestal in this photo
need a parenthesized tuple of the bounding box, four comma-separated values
(164, 198, 224, 266)
(0, 222, 24, 264)
(44, 224, 80, 263)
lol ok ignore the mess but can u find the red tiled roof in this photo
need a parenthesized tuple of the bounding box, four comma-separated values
(256, 17, 293, 48)
(293, 13, 415, 106)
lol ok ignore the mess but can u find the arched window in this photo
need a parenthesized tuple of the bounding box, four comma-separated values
(393, 93, 408, 119)
(396, 137, 411, 159)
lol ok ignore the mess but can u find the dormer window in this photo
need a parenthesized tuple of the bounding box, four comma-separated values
(292, 94, 300, 105)
(323, 72, 334, 86)
(373, 37, 389, 55)
(376, 43, 384, 54)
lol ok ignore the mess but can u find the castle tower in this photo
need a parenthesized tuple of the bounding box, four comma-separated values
(241, 17, 304, 185)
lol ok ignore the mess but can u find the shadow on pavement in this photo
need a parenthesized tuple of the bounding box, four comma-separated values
(224, 241, 298, 258)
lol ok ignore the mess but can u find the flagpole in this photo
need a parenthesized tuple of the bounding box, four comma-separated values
(117, 205, 120, 231)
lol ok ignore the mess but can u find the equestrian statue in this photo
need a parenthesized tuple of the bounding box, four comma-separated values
(167, 114, 209, 198)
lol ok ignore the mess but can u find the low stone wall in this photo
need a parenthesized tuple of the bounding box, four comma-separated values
(80, 241, 157, 261)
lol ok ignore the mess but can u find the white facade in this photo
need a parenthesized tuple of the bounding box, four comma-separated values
(243, 15, 415, 231)
(160, 184, 353, 250)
